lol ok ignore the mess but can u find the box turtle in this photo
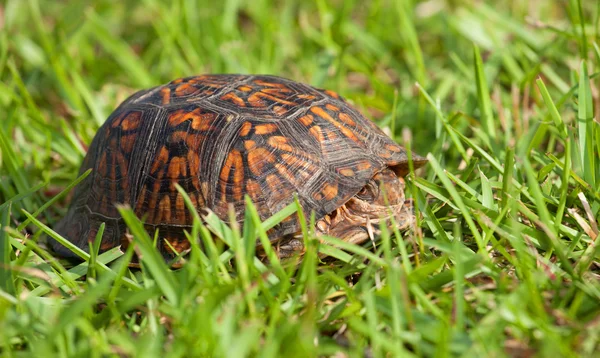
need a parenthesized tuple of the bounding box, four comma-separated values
(50, 74, 426, 261)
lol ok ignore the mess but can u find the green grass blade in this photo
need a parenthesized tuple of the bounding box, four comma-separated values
(576, 61, 595, 187)
(426, 154, 485, 252)
(117, 206, 179, 304)
(473, 45, 496, 143)
(0, 203, 14, 294)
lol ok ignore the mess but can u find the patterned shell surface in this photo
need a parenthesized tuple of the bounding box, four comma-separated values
(53, 74, 423, 258)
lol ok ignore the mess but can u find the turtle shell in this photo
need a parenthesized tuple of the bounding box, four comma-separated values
(52, 74, 426, 260)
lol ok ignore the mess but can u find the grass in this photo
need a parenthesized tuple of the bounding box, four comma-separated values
(1, 0, 599, 356)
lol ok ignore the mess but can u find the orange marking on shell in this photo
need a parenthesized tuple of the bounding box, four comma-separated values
(249, 91, 297, 107)
(98, 152, 108, 177)
(121, 112, 142, 131)
(189, 132, 204, 149)
(248, 92, 266, 107)
(385, 143, 402, 152)
(237, 85, 252, 92)
(275, 163, 297, 186)
(187, 150, 200, 191)
(322, 183, 338, 200)
(339, 168, 354, 176)
(322, 128, 338, 140)
(324, 90, 340, 99)
(135, 189, 147, 214)
(245, 179, 263, 203)
(169, 131, 189, 144)
(325, 104, 340, 112)
(168, 110, 191, 127)
(248, 148, 275, 176)
(310, 106, 359, 143)
(253, 79, 286, 88)
(239, 121, 252, 137)
(115, 151, 128, 177)
(151, 147, 169, 173)
(220, 154, 232, 182)
(379, 150, 392, 159)
(202, 78, 227, 87)
(278, 152, 296, 166)
(268, 136, 294, 152)
(280, 153, 318, 175)
(299, 114, 314, 126)
(167, 157, 185, 179)
(164, 237, 190, 254)
(231, 150, 244, 201)
(158, 195, 172, 222)
(258, 92, 297, 106)
(356, 161, 372, 171)
(175, 192, 186, 224)
(265, 174, 284, 200)
(244, 140, 256, 150)
(178, 156, 188, 177)
(100, 236, 114, 251)
(170, 108, 216, 130)
(171, 78, 184, 84)
(220, 92, 246, 107)
(279, 153, 298, 167)
(273, 106, 288, 116)
(338, 112, 356, 127)
(120, 135, 135, 154)
(175, 83, 197, 96)
(220, 150, 244, 200)
(309, 126, 325, 143)
(187, 150, 199, 177)
(262, 88, 292, 95)
(187, 192, 198, 209)
(111, 111, 126, 128)
(146, 189, 160, 223)
(281, 216, 295, 225)
(161, 87, 171, 105)
(151, 165, 166, 215)
(297, 94, 317, 100)
(190, 111, 216, 131)
(196, 193, 205, 209)
(254, 123, 278, 135)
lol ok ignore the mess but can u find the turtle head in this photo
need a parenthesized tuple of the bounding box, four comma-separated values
(315, 168, 416, 245)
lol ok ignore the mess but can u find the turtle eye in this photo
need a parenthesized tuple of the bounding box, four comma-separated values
(356, 181, 379, 201)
